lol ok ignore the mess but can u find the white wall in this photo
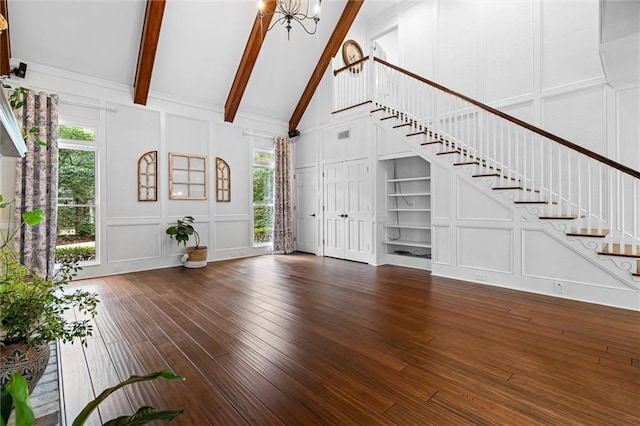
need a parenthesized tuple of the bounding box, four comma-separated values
(2, 62, 286, 278)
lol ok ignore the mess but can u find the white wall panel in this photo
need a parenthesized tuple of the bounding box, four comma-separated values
(432, 163, 451, 219)
(401, 1, 435, 78)
(458, 226, 513, 273)
(214, 219, 250, 251)
(541, 0, 602, 89)
(294, 131, 318, 167)
(432, 225, 450, 265)
(522, 229, 626, 287)
(501, 101, 534, 125)
(617, 86, 640, 171)
(166, 114, 209, 153)
(213, 124, 250, 216)
(107, 223, 161, 262)
(457, 178, 512, 221)
(166, 114, 211, 218)
(484, 0, 533, 102)
(438, 0, 480, 98)
(542, 85, 605, 155)
(106, 104, 161, 219)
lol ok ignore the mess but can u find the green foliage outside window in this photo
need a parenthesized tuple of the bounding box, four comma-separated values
(253, 163, 274, 245)
(58, 124, 95, 141)
(56, 126, 97, 263)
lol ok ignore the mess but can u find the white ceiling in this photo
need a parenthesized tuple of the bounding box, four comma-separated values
(7, 0, 403, 123)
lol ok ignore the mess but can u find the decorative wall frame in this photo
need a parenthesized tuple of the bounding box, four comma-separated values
(216, 157, 231, 202)
(169, 152, 208, 200)
(138, 150, 158, 201)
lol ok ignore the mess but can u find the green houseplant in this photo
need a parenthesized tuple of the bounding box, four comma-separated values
(1, 370, 184, 426)
(0, 195, 99, 391)
(165, 216, 208, 268)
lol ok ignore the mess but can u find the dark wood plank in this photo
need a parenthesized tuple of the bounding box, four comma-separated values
(133, 0, 166, 105)
(224, 0, 276, 123)
(0, 0, 10, 76)
(288, 0, 365, 132)
(61, 254, 640, 425)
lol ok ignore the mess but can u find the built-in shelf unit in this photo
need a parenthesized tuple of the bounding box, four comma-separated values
(382, 156, 431, 270)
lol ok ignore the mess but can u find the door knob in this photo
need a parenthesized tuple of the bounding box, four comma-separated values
(310, 213, 316, 217)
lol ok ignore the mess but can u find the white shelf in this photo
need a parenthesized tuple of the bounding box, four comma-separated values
(388, 208, 431, 212)
(384, 224, 431, 230)
(387, 177, 431, 183)
(382, 240, 432, 248)
(388, 192, 431, 197)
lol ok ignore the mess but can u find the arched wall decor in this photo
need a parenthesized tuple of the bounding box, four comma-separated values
(137, 150, 158, 201)
(216, 157, 231, 202)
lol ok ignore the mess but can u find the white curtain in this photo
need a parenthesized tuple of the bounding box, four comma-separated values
(14, 90, 59, 278)
(273, 136, 294, 254)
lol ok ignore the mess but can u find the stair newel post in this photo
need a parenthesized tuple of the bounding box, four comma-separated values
(576, 156, 582, 232)
(567, 149, 572, 219)
(619, 170, 625, 250)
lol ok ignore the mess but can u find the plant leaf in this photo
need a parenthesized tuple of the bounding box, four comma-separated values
(36, 140, 47, 147)
(1, 387, 12, 426)
(4, 373, 35, 426)
(72, 370, 184, 426)
(0, 197, 14, 209)
(102, 406, 184, 426)
(22, 209, 45, 226)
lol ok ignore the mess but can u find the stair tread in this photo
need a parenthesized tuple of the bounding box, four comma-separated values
(514, 200, 557, 204)
(454, 161, 480, 166)
(420, 140, 442, 145)
(493, 186, 523, 190)
(370, 107, 385, 113)
(473, 173, 501, 178)
(599, 244, 640, 258)
(436, 150, 461, 155)
(393, 123, 412, 128)
(567, 229, 610, 238)
(539, 215, 579, 220)
(407, 131, 428, 137)
(381, 115, 399, 120)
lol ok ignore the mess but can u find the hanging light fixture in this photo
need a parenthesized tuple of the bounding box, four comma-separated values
(258, 0, 322, 40)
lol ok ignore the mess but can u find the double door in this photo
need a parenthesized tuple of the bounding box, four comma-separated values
(323, 159, 370, 263)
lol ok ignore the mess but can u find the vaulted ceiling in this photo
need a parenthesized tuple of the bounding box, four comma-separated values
(3, 0, 401, 127)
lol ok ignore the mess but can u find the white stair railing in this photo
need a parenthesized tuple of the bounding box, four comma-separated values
(333, 56, 640, 259)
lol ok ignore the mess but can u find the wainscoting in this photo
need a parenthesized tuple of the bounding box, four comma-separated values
(60, 254, 639, 425)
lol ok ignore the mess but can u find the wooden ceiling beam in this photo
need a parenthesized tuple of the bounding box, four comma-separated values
(224, 0, 277, 124)
(0, 0, 11, 76)
(289, 0, 365, 132)
(134, 0, 166, 105)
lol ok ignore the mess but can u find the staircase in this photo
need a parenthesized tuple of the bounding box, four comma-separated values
(333, 56, 640, 288)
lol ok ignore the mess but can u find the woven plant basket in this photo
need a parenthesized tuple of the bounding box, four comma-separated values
(185, 246, 208, 262)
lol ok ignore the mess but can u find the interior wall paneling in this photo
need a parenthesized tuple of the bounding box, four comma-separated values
(483, 0, 533, 103)
(541, 0, 603, 90)
(457, 226, 513, 274)
(107, 223, 162, 262)
(105, 104, 161, 219)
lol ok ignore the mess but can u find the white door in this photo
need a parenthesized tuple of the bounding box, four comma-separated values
(323, 159, 370, 262)
(344, 159, 370, 262)
(294, 166, 317, 254)
(323, 162, 345, 258)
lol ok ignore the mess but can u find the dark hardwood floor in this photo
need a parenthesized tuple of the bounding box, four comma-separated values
(60, 253, 640, 425)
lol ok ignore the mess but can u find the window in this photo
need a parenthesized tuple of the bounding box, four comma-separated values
(253, 149, 274, 246)
(56, 124, 97, 264)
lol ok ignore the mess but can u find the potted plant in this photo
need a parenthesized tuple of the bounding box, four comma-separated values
(0, 195, 99, 392)
(165, 216, 208, 268)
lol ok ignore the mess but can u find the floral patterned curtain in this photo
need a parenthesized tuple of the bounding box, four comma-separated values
(14, 90, 59, 278)
(273, 136, 294, 254)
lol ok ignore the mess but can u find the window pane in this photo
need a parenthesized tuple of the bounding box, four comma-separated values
(58, 125, 95, 142)
(253, 167, 273, 205)
(253, 150, 274, 165)
(56, 205, 96, 262)
(58, 149, 95, 204)
(254, 205, 274, 244)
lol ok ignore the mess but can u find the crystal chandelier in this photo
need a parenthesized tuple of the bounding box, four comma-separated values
(258, 0, 322, 40)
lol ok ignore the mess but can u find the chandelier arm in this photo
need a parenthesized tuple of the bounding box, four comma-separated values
(291, 16, 318, 35)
